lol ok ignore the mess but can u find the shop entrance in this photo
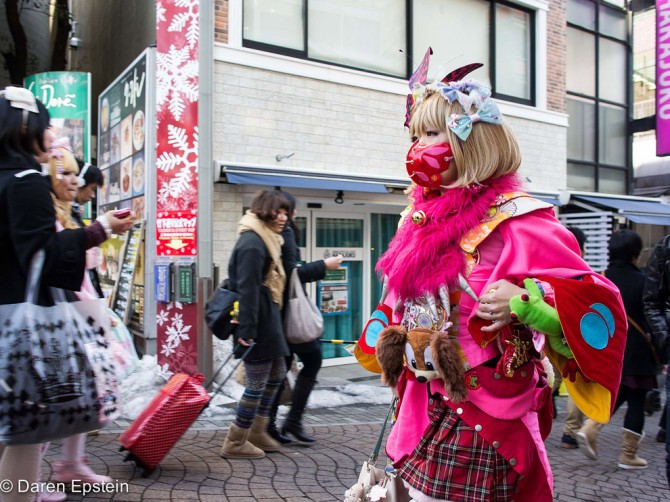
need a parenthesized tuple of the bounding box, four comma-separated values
(294, 211, 368, 362)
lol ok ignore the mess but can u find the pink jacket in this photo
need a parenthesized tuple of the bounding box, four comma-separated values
(386, 206, 623, 499)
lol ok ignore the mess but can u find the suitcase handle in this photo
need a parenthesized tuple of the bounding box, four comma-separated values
(202, 342, 255, 409)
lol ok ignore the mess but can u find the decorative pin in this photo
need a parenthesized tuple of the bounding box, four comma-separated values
(411, 210, 427, 226)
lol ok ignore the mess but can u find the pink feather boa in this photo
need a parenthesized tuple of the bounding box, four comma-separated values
(377, 174, 522, 300)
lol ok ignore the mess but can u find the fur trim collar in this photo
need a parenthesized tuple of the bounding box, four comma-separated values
(377, 174, 522, 300)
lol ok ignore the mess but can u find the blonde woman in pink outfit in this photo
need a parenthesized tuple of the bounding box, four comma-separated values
(42, 143, 134, 494)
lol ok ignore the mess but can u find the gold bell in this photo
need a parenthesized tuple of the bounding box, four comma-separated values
(411, 210, 427, 226)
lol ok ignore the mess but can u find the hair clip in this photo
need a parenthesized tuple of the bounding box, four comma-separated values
(447, 98, 503, 141)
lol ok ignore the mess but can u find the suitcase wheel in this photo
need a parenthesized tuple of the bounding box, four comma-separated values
(119, 446, 126, 452)
(141, 467, 154, 478)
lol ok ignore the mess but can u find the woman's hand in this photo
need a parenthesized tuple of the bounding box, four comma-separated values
(324, 255, 343, 270)
(238, 338, 252, 347)
(104, 210, 136, 234)
(476, 279, 528, 333)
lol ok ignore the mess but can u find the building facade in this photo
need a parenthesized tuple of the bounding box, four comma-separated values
(65, 0, 668, 364)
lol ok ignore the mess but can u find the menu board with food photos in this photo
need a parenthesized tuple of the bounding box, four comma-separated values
(97, 50, 147, 223)
(127, 234, 145, 334)
(98, 233, 126, 302)
(111, 222, 144, 324)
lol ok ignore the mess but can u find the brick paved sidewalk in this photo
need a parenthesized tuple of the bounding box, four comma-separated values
(41, 395, 668, 501)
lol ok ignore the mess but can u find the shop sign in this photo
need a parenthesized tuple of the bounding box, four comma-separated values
(24, 71, 92, 161)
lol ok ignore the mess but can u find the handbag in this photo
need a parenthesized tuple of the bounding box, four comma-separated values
(284, 268, 323, 344)
(626, 315, 660, 365)
(0, 251, 120, 445)
(108, 308, 141, 379)
(344, 398, 410, 502)
(205, 279, 240, 340)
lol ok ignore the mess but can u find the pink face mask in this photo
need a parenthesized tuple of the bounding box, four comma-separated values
(405, 140, 454, 188)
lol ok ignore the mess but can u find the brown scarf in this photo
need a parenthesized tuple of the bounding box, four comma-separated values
(238, 210, 286, 308)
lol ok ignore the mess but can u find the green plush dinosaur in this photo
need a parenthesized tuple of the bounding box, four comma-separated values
(509, 278, 573, 359)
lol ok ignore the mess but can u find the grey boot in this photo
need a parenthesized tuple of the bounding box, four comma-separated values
(618, 429, 648, 469)
(220, 423, 265, 459)
(577, 419, 604, 460)
(247, 415, 281, 452)
(281, 375, 317, 445)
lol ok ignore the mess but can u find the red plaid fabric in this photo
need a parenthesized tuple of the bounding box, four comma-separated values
(398, 398, 519, 501)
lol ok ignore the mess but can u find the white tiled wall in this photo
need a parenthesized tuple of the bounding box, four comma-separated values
(211, 61, 568, 267)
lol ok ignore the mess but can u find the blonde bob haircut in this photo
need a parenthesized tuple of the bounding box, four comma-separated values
(409, 90, 521, 188)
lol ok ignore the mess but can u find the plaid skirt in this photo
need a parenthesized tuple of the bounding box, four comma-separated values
(398, 397, 519, 501)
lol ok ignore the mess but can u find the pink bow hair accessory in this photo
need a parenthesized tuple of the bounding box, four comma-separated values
(49, 136, 73, 159)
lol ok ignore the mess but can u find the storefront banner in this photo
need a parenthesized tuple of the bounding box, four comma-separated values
(156, 210, 198, 256)
(156, 0, 200, 377)
(24, 71, 91, 161)
(658, 0, 670, 156)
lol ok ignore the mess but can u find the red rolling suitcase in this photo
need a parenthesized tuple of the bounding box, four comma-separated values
(118, 345, 252, 476)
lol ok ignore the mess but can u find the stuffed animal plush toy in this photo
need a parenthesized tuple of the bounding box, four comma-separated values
(343, 482, 364, 502)
(376, 325, 468, 403)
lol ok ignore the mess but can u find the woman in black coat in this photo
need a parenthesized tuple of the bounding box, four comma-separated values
(267, 190, 342, 445)
(220, 190, 293, 459)
(0, 87, 133, 501)
(578, 229, 657, 469)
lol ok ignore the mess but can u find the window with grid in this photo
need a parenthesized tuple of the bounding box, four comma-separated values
(242, 0, 535, 105)
(566, 0, 631, 195)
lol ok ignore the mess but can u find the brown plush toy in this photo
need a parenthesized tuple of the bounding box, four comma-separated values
(376, 325, 468, 403)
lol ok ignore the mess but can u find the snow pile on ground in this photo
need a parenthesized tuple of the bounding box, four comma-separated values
(117, 339, 391, 421)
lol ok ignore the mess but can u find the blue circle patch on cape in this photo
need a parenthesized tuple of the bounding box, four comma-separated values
(580, 303, 615, 350)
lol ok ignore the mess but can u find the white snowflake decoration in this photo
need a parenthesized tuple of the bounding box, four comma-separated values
(156, 310, 169, 326)
(156, 44, 199, 121)
(169, 0, 200, 50)
(157, 363, 174, 381)
(158, 303, 192, 363)
(157, 125, 198, 204)
(156, 1, 167, 23)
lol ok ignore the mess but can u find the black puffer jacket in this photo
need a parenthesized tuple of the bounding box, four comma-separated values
(228, 230, 290, 360)
(643, 236, 670, 364)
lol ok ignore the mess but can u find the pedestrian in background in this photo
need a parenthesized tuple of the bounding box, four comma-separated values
(72, 160, 105, 298)
(578, 229, 656, 469)
(220, 190, 291, 459)
(559, 225, 588, 449)
(266, 190, 342, 445)
(643, 234, 670, 486)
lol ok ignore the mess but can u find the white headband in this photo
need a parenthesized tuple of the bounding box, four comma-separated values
(77, 163, 91, 187)
(1, 86, 38, 126)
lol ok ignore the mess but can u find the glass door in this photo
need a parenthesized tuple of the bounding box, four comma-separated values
(295, 211, 368, 361)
